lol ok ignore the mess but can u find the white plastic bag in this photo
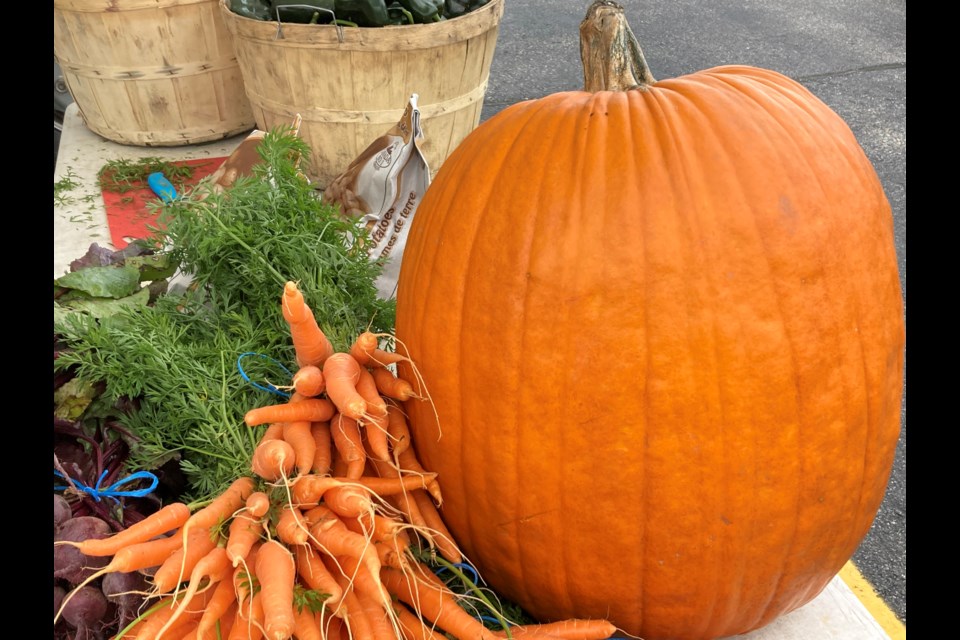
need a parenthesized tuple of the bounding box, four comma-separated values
(324, 94, 431, 300)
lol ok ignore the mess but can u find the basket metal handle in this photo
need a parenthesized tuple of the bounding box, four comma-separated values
(274, 5, 343, 43)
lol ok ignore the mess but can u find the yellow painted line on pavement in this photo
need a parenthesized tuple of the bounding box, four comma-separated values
(839, 561, 906, 640)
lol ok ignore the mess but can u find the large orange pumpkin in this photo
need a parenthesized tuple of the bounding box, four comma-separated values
(394, 2, 905, 639)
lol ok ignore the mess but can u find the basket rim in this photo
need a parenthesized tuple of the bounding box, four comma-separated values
(219, 0, 505, 50)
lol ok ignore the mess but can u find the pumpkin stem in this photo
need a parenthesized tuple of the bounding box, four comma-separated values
(580, 0, 656, 92)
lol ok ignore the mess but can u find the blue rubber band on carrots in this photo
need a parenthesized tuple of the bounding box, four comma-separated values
(477, 616, 506, 628)
(237, 352, 293, 398)
(54, 469, 158, 503)
(435, 561, 481, 586)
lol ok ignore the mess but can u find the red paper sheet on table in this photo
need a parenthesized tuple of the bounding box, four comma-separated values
(101, 157, 227, 250)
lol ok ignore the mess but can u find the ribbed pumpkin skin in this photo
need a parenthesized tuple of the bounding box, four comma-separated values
(395, 65, 904, 640)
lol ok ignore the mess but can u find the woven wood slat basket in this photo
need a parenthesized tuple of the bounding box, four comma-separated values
(54, 0, 256, 146)
(219, 0, 505, 187)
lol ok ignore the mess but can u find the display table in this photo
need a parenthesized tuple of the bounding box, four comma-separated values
(51, 103, 896, 640)
(54, 103, 250, 279)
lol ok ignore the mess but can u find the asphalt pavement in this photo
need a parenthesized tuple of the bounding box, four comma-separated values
(477, 0, 906, 626)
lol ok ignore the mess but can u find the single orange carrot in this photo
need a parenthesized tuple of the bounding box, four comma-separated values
(340, 512, 406, 546)
(385, 404, 412, 457)
(308, 519, 381, 584)
(293, 364, 326, 398)
(245, 398, 336, 427)
(225, 606, 248, 640)
(245, 491, 271, 519)
(233, 542, 261, 611)
(331, 413, 367, 479)
(226, 511, 264, 567)
(283, 419, 317, 476)
(297, 475, 414, 508)
(355, 473, 440, 496)
(355, 367, 388, 418)
(336, 553, 391, 612)
(302, 503, 342, 529)
(410, 489, 462, 564)
(363, 410, 392, 463)
(395, 602, 441, 640)
(256, 540, 297, 640)
(229, 589, 265, 640)
(349, 331, 411, 369)
(331, 450, 349, 478)
(187, 477, 256, 533)
(177, 619, 201, 640)
(299, 464, 440, 502)
(197, 598, 237, 640)
(385, 490, 429, 550)
(323, 484, 375, 520)
(152, 527, 219, 594)
(370, 519, 414, 570)
(322, 610, 347, 640)
(134, 588, 214, 640)
(291, 475, 342, 507)
(396, 447, 443, 505)
(348, 331, 381, 368)
(381, 567, 498, 640)
(322, 352, 367, 421)
(282, 281, 335, 368)
(276, 506, 310, 546)
(347, 565, 395, 640)
(259, 422, 284, 443)
(293, 601, 324, 640)
(58, 502, 190, 557)
(214, 602, 237, 640)
(330, 563, 377, 640)
(251, 438, 297, 482)
(155, 547, 231, 638)
(311, 421, 333, 475)
(294, 543, 345, 612)
(493, 620, 619, 640)
(196, 573, 239, 639)
(365, 347, 411, 368)
(371, 366, 418, 401)
(130, 596, 180, 640)
(95, 531, 184, 574)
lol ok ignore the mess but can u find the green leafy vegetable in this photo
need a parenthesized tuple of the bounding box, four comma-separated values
(54, 378, 101, 421)
(55, 265, 142, 299)
(124, 253, 179, 282)
(53, 287, 151, 324)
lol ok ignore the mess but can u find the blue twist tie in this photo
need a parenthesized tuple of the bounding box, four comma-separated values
(54, 469, 159, 503)
(435, 561, 481, 586)
(477, 615, 507, 628)
(237, 352, 293, 399)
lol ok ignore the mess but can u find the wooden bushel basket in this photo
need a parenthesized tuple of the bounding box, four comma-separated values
(219, 0, 505, 187)
(54, 0, 256, 146)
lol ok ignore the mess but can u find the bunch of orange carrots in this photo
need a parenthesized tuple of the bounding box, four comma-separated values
(53, 281, 618, 640)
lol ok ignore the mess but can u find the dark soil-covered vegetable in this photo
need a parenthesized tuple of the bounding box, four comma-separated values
(59, 585, 109, 640)
(54, 517, 112, 585)
(101, 571, 148, 631)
